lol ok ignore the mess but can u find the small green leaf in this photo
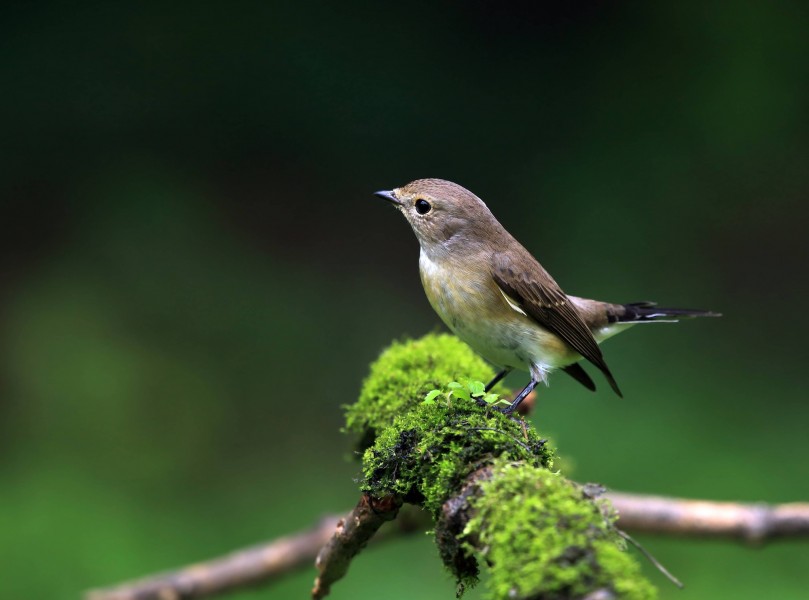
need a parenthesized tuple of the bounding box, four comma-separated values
(423, 389, 442, 403)
(447, 381, 463, 389)
(451, 387, 472, 402)
(483, 393, 500, 404)
(468, 380, 486, 397)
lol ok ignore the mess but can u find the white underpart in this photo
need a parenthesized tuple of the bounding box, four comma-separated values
(500, 290, 557, 385)
(593, 318, 680, 345)
(594, 323, 633, 343)
(530, 363, 552, 385)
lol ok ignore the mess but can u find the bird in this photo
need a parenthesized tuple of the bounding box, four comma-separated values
(374, 178, 720, 413)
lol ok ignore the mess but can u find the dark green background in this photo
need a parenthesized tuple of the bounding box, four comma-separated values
(2, 2, 808, 598)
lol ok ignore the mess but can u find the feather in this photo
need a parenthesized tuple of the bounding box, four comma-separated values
(491, 252, 623, 398)
(561, 363, 597, 392)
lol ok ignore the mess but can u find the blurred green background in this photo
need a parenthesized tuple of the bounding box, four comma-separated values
(2, 2, 808, 598)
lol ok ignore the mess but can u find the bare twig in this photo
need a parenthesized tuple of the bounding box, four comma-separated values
(85, 501, 418, 600)
(84, 515, 343, 600)
(615, 529, 684, 588)
(86, 493, 809, 600)
(312, 494, 402, 600)
(606, 492, 809, 543)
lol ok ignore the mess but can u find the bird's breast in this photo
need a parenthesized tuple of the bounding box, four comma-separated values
(419, 251, 501, 326)
(418, 250, 577, 372)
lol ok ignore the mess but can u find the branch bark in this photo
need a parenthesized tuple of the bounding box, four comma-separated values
(85, 493, 809, 600)
(607, 492, 809, 543)
(84, 515, 342, 600)
(312, 494, 402, 600)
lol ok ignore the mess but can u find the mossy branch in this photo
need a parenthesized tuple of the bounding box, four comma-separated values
(342, 334, 656, 599)
(85, 334, 809, 600)
(84, 493, 809, 600)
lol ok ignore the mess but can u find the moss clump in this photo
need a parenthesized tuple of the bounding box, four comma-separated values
(349, 334, 655, 599)
(345, 334, 508, 450)
(465, 459, 657, 600)
(361, 401, 552, 516)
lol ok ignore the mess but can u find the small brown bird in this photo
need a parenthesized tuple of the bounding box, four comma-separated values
(375, 178, 719, 413)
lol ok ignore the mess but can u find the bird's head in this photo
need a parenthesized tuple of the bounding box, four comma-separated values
(374, 179, 497, 251)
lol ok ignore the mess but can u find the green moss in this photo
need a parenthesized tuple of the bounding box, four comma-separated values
(345, 334, 508, 449)
(361, 401, 552, 516)
(465, 459, 657, 600)
(592, 540, 659, 600)
(348, 333, 654, 599)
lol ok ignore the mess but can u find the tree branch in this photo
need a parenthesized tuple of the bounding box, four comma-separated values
(84, 515, 342, 600)
(606, 492, 809, 543)
(85, 493, 809, 600)
(312, 494, 402, 600)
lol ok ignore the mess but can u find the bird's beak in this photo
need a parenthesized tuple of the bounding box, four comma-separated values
(374, 189, 401, 205)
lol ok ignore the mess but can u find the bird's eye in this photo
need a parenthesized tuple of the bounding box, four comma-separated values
(415, 199, 432, 215)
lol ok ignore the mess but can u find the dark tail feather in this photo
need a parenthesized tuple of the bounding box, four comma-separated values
(601, 364, 623, 398)
(562, 362, 624, 398)
(561, 363, 596, 392)
(616, 301, 722, 323)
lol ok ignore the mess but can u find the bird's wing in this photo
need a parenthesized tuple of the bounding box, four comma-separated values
(491, 252, 622, 397)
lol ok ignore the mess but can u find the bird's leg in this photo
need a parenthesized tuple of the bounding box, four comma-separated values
(500, 378, 538, 415)
(484, 368, 512, 392)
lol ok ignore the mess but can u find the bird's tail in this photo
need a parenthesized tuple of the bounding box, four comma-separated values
(614, 301, 721, 323)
